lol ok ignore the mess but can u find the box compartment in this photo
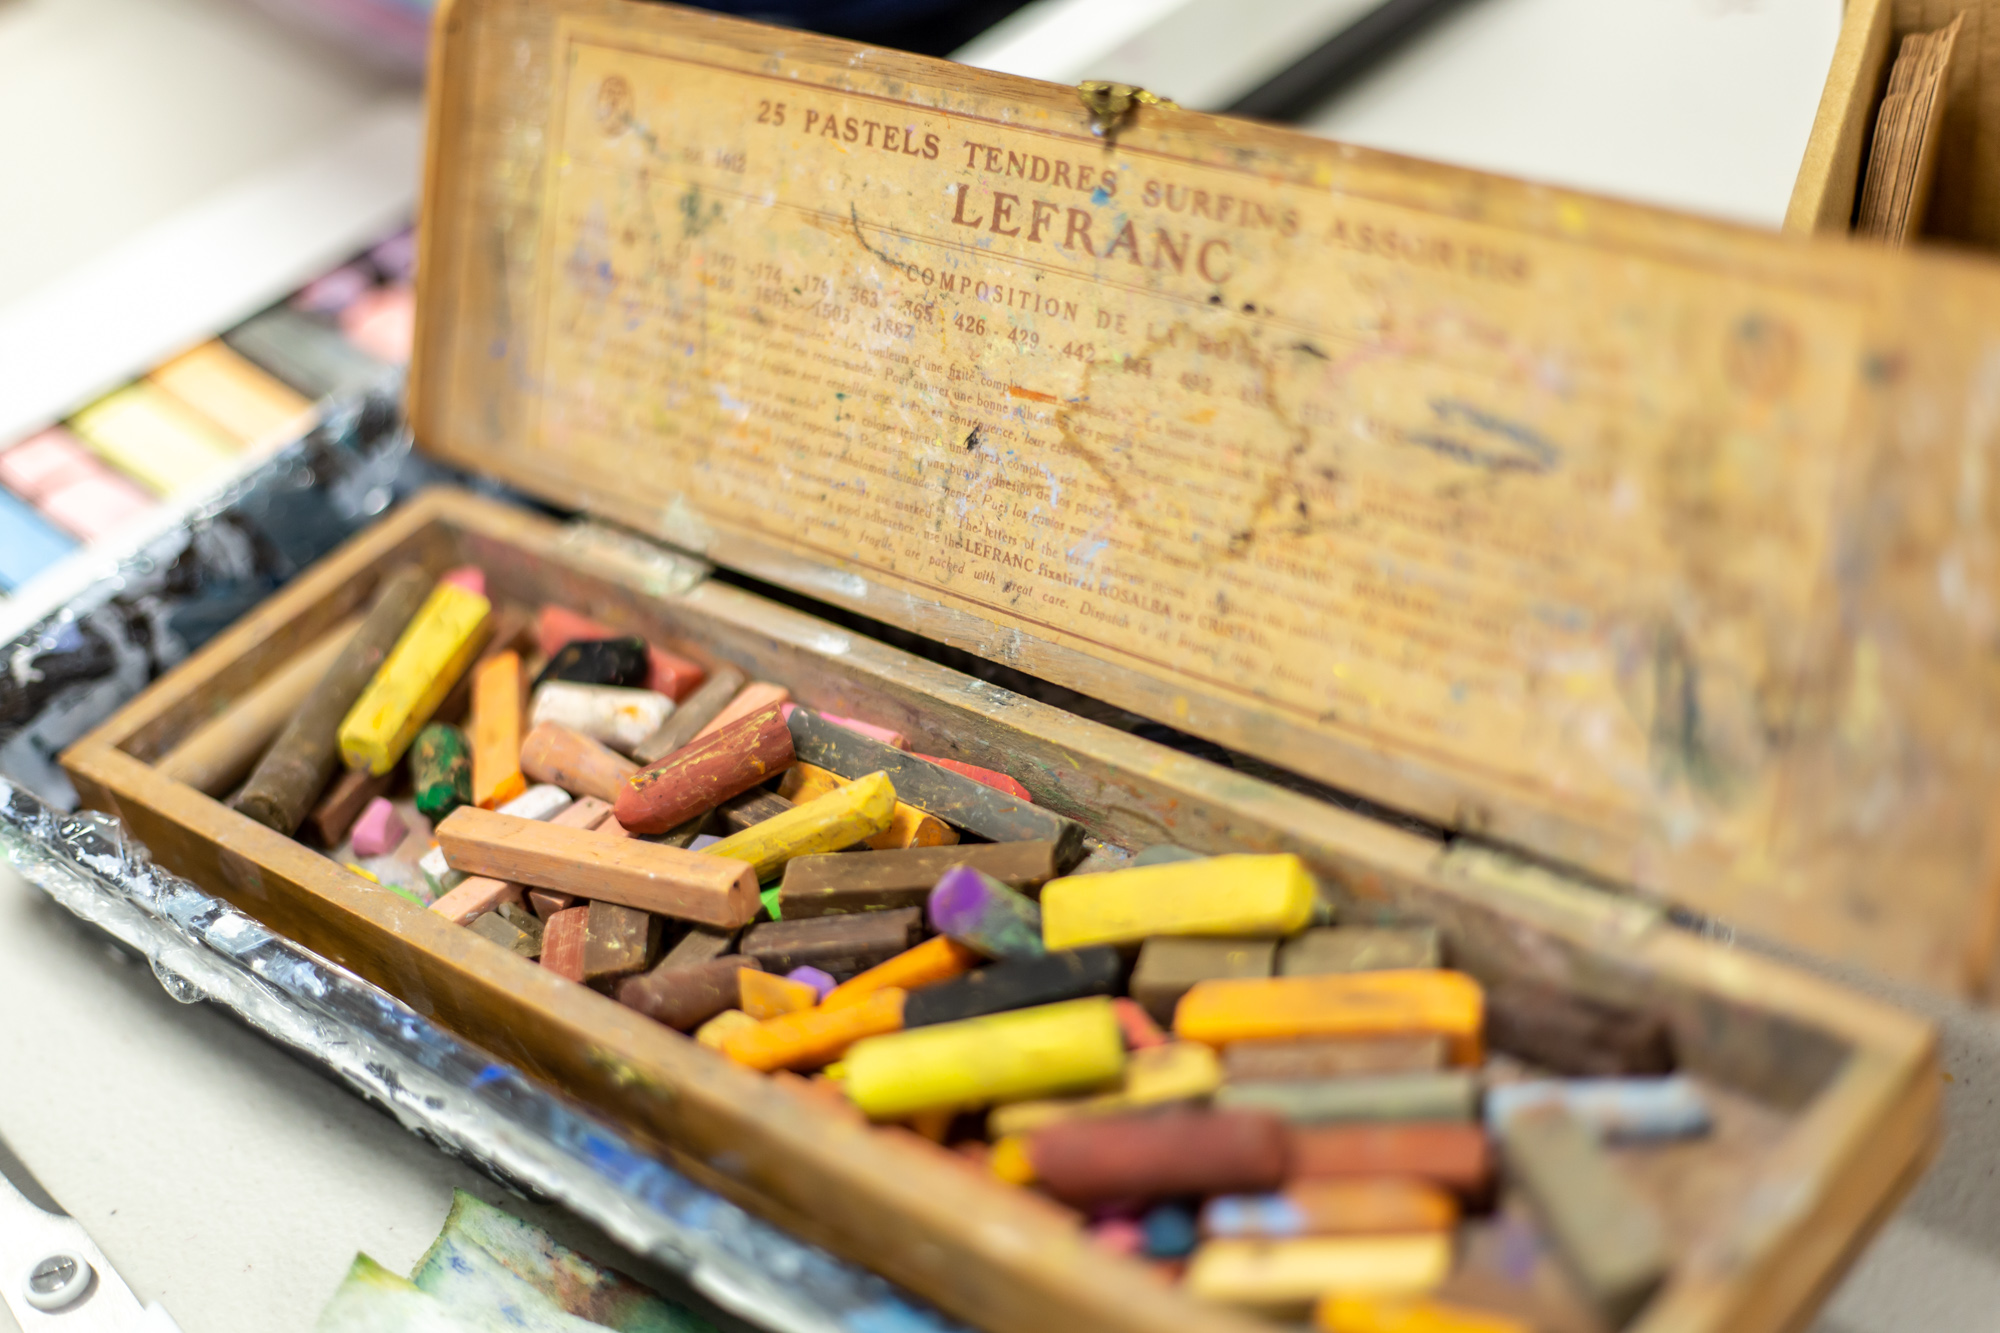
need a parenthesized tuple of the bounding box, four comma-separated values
(65, 487, 1939, 1333)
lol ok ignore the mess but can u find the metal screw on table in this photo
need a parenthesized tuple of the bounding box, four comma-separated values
(23, 1249, 93, 1310)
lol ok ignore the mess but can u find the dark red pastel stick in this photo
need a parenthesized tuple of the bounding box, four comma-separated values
(614, 703, 795, 834)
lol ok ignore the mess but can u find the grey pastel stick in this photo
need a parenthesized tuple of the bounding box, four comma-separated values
(232, 566, 433, 835)
(786, 707, 1084, 859)
(1502, 1104, 1670, 1325)
(632, 663, 747, 764)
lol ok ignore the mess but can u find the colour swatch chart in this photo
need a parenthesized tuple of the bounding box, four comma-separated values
(0, 228, 417, 597)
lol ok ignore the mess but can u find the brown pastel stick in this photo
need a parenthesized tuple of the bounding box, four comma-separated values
(160, 615, 362, 797)
(614, 955, 763, 1029)
(1288, 1123, 1494, 1197)
(542, 906, 589, 981)
(632, 662, 747, 764)
(778, 841, 1068, 917)
(739, 908, 924, 979)
(527, 889, 577, 919)
(1027, 1110, 1289, 1206)
(306, 767, 395, 846)
(1222, 1035, 1449, 1083)
(613, 704, 794, 834)
(713, 788, 792, 834)
(520, 721, 637, 803)
(232, 565, 432, 832)
(1130, 937, 1277, 1026)
(582, 902, 662, 983)
(436, 807, 761, 928)
(692, 680, 791, 742)
(657, 924, 738, 968)
(1277, 927, 1442, 976)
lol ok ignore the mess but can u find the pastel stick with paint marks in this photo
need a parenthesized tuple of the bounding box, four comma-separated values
(613, 704, 793, 834)
(337, 581, 493, 775)
(787, 707, 1084, 857)
(778, 841, 1069, 918)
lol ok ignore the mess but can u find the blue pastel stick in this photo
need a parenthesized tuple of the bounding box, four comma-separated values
(0, 486, 77, 590)
(927, 864, 1045, 959)
(1485, 1075, 1711, 1141)
(1199, 1194, 1309, 1240)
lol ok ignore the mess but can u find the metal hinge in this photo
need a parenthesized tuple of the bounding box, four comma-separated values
(554, 518, 713, 599)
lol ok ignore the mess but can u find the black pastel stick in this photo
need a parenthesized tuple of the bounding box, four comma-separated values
(904, 948, 1123, 1028)
(786, 708, 1084, 862)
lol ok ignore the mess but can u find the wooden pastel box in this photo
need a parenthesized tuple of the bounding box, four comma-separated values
(73, 0, 2000, 1328)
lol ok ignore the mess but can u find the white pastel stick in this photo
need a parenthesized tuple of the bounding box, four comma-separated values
(529, 682, 675, 754)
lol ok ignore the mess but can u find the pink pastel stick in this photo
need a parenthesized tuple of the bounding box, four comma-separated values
(430, 876, 524, 926)
(438, 565, 487, 597)
(779, 703, 906, 749)
(349, 797, 408, 858)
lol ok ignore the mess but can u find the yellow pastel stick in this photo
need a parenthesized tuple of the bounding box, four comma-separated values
(696, 1009, 760, 1049)
(740, 968, 820, 1019)
(68, 382, 242, 496)
(778, 762, 958, 850)
(1041, 854, 1317, 950)
(840, 996, 1125, 1121)
(337, 583, 492, 775)
(1317, 1295, 1530, 1333)
(1185, 1236, 1450, 1311)
(987, 1039, 1221, 1136)
(704, 770, 897, 880)
(1174, 970, 1485, 1065)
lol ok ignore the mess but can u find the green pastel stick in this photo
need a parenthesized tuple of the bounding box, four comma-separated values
(411, 723, 473, 820)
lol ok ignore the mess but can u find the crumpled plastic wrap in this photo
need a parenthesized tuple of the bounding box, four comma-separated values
(0, 392, 961, 1333)
(0, 781, 960, 1333)
(0, 393, 415, 807)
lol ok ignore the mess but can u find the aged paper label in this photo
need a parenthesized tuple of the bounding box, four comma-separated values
(532, 23, 1864, 830)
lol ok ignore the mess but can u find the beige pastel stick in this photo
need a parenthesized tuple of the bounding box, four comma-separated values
(429, 795, 614, 925)
(519, 721, 637, 802)
(436, 806, 760, 928)
(155, 616, 362, 795)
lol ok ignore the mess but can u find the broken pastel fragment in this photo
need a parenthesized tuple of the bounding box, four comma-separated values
(928, 864, 1045, 960)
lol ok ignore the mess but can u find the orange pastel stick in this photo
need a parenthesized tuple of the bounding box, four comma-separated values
(822, 935, 983, 1010)
(1174, 970, 1485, 1065)
(470, 651, 527, 809)
(720, 987, 907, 1072)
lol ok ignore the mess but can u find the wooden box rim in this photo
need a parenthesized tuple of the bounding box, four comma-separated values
(63, 486, 1941, 1333)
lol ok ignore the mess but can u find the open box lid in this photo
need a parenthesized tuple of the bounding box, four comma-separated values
(410, 0, 2000, 997)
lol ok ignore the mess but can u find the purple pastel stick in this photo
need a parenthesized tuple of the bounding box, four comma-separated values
(787, 965, 837, 1000)
(927, 864, 1045, 960)
(349, 797, 408, 858)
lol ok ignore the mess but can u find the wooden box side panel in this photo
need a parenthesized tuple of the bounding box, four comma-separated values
(1788, 0, 1894, 234)
(64, 488, 1941, 1333)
